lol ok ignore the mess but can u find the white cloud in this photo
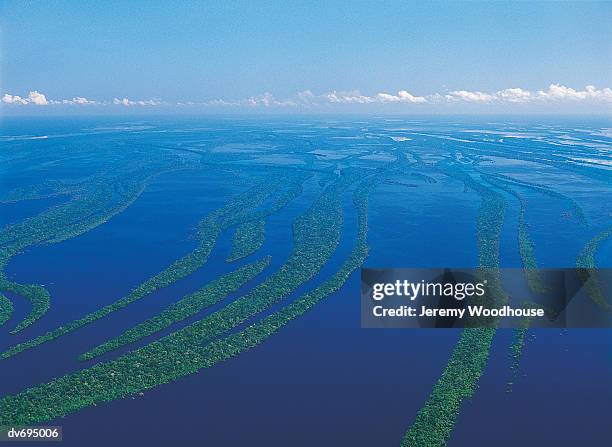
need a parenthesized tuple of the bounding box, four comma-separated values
(3, 84, 611, 110)
(430, 85, 611, 104)
(375, 90, 426, 103)
(496, 88, 532, 103)
(246, 92, 296, 107)
(113, 98, 131, 106)
(206, 93, 296, 107)
(206, 98, 239, 106)
(538, 84, 586, 100)
(2, 91, 48, 105)
(113, 97, 162, 106)
(60, 96, 97, 105)
(296, 90, 317, 104)
(2, 91, 98, 106)
(325, 90, 375, 104)
(2, 94, 28, 105)
(537, 84, 612, 102)
(294, 89, 426, 105)
(28, 91, 49, 105)
(586, 85, 612, 101)
(445, 90, 496, 102)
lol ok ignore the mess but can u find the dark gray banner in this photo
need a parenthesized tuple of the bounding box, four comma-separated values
(0, 426, 62, 442)
(361, 268, 612, 328)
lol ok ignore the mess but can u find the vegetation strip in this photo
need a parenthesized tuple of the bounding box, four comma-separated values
(80, 256, 271, 360)
(486, 171, 587, 225)
(481, 174, 551, 384)
(0, 293, 13, 327)
(1, 172, 302, 358)
(226, 219, 266, 262)
(0, 165, 180, 333)
(0, 172, 374, 427)
(82, 170, 352, 358)
(0, 180, 75, 204)
(481, 174, 547, 293)
(401, 162, 507, 447)
(401, 328, 495, 447)
(506, 312, 537, 393)
(576, 225, 612, 312)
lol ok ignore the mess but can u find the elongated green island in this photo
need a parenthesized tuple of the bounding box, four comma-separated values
(1, 170, 306, 358)
(226, 219, 266, 262)
(0, 170, 379, 427)
(80, 256, 271, 360)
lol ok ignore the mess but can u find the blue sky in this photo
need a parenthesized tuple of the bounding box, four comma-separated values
(1, 0, 611, 114)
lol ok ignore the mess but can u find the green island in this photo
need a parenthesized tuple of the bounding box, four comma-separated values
(481, 173, 548, 294)
(0, 292, 13, 327)
(401, 161, 507, 447)
(0, 162, 182, 333)
(1, 124, 606, 445)
(506, 311, 536, 393)
(0, 281, 50, 333)
(0, 172, 377, 427)
(401, 328, 495, 447)
(1, 170, 306, 358)
(226, 219, 266, 262)
(80, 256, 271, 360)
(480, 173, 553, 385)
(81, 168, 354, 359)
(509, 325, 527, 370)
(576, 225, 612, 312)
(0, 180, 75, 204)
(485, 171, 587, 226)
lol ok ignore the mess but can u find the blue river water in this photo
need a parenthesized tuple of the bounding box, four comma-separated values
(0, 115, 610, 446)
